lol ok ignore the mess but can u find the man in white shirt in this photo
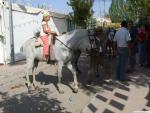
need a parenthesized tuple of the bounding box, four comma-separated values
(113, 21, 131, 81)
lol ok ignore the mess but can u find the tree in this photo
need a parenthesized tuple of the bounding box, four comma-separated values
(109, 0, 150, 24)
(67, 0, 94, 28)
(109, 0, 127, 23)
(126, 0, 150, 20)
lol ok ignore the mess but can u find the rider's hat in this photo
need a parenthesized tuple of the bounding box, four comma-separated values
(42, 11, 52, 17)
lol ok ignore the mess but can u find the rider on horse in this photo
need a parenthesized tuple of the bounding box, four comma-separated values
(35, 11, 57, 62)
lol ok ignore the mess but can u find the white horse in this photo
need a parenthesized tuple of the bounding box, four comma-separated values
(21, 29, 93, 93)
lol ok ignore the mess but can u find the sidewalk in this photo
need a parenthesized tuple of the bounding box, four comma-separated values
(82, 67, 150, 113)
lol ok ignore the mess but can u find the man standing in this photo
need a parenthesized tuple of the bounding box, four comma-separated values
(128, 20, 138, 72)
(113, 21, 131, 81)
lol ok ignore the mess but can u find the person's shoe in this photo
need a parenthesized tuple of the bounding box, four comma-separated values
(126, 69, 132, 73)
(86, 80, 92, 86)
(140, 64, 144, 67)
(43, 55, 49, 62)
(145, 64, 150, 68)
(120, 78, 131, 82)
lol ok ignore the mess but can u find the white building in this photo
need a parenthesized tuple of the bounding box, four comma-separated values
(0, 2, 73, 64)
(96, 17, 112, 25)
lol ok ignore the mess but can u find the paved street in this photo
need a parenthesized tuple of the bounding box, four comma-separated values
(0, 58, 150, 113)
(0, 59, 93, 113)
(82, 67, 150, 113)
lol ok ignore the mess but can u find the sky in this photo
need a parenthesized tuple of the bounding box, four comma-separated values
(14, 0, 112, 17)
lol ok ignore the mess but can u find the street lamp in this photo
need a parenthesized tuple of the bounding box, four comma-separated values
(103, 0, 105, 17)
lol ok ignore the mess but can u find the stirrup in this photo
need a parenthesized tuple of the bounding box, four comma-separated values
(35, 42, 42, 48)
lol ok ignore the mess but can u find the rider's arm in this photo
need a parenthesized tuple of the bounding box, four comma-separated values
(42, 24, 57, 36)
(42, 23, 51, 34)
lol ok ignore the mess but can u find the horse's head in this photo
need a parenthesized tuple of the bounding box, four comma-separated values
(84, 27, 107, 55)
(76, 29, 95, 53)
(80, 36, 91, 52)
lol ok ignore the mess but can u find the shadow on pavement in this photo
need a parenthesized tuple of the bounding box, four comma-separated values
(8, 60, 26, 66)
(36, 72, 57, 85)
(0, 89, 71, 113)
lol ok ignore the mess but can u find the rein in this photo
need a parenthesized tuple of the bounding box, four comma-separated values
(55, 37, 73, 51)
(55, 36, 88, 55)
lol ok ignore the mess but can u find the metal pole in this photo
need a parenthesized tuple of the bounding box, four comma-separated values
(104, 0, 105, 17)
(103, 0, 105, 27)
(99, 0, 101, 17)
(9, 0, 15, 64)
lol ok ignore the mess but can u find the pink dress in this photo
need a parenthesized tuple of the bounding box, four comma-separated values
(41, 35, 49, 56)
(40, 21, 50, 57)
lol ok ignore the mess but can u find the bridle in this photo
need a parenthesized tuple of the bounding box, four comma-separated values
(88, 29, 96, 50)
(87, 28, 104, 56)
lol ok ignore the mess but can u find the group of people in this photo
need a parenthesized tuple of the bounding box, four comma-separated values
(113, 20, 150, 82)
(36, 11, 150, 83)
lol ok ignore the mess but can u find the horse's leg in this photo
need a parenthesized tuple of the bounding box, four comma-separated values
(25, 69, 30, 88)
(67, 62, 78, 93)
(25, 58, 34, 89)
(32, 59, 39, 88)
(87, 56, 96, 84)
(71, 50, 81, 74)
(57, 62, 64, 94)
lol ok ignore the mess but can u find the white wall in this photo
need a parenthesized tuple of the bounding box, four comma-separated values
(52, 17, 67, 34)
(0, 7, 68, 63)
(0, 4, 6, 64)
(0, 39, 4, 63)
(3, 10, 43, 62)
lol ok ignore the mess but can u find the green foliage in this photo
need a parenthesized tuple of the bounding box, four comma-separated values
(67, 0, 94, 28)
(109, 0, 127, 23)
(126, 0, 150, 17)
(109, 0, 150, 23)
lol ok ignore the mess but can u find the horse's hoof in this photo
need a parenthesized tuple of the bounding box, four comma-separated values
(33, 83, 39, 90)
(28, 86, 32, 93)
(58, 89, 64, 94)
(25, 82, 31, 87)
(34, 85, 39, 90)
(72, 88, 78, 93)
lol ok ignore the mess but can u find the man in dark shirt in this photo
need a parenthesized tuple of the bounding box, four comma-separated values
(145, 26, 150, 67)
(127, 20, 138, 72)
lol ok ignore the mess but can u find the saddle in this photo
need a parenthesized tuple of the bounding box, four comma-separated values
(35, 37, 43, 47)
(34, 31, 43, 47)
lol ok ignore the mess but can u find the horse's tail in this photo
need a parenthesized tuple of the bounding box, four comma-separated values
(20, 45, 24, 53)
(20, 38, 36, 56)
(20, 44, 26, 56)
(20, 39, 32, 55)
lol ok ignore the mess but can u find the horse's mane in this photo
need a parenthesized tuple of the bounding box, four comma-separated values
(57, 30, 77, 38)
(55, 29, 88, 48)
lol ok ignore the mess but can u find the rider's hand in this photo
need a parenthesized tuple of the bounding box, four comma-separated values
(47, 29, 51, 33)
(51, 32, 57, 37)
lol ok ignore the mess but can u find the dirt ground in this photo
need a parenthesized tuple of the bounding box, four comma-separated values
(0, 56, 150, 113)
(0, 56, 102, 113)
